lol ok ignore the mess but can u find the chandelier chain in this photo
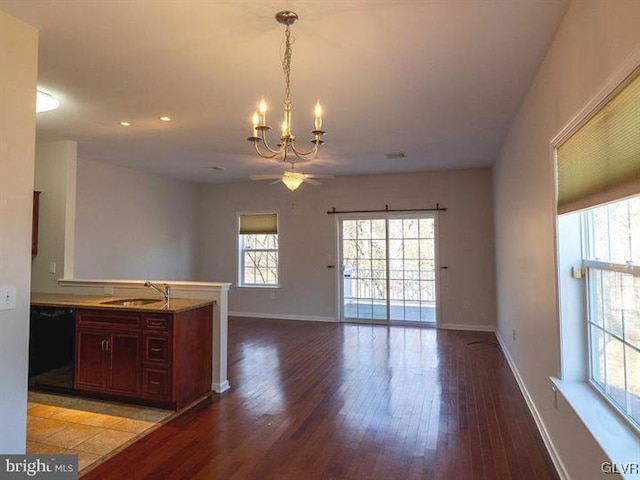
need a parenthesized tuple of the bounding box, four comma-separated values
(282, 24, 293, 102)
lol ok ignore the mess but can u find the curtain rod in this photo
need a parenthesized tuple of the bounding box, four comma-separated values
(326, 204, 447, 215)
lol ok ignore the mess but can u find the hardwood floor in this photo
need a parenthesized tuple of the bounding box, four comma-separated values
(82, 318, 558, 479)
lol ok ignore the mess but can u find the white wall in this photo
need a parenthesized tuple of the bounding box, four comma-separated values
(493, 0, 640, 478)
(74, 158, 200, 281)
(199, 168, 496, 328)
(32, 141, 77, 293)
(0, 10, 38, 453)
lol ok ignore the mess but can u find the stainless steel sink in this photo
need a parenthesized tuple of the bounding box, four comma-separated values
(100, 298, 162, 307)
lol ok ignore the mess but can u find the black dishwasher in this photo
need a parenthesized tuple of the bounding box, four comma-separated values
(28, 306, 76, 393)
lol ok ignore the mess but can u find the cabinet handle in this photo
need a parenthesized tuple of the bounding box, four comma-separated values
(150, 347, 162, 352)
(149, 321, 165, 327)
(150, 380, 161, 385)
(101, 339, 106, 351)
(105, 340, 111, 351)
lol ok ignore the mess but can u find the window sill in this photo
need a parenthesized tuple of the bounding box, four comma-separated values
(551, 377, 640, 473)
(236, 285, 280, 289)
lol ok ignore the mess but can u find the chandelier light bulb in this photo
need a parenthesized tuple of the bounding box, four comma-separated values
(314, 100, 323, 130)
(259, 97, 267, 125)
(252, 112, 260, 136)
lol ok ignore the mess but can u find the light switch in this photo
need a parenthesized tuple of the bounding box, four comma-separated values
(49, 262, 56, 274)
(0, 285, 16, 311)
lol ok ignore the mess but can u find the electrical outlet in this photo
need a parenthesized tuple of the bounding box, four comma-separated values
(0, 285, 16, 311)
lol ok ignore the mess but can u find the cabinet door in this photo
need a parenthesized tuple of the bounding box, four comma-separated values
(106, 331, 141, 395)
(75, 329, 106, 390)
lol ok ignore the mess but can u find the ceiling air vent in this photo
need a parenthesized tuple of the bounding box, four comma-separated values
(385, 152, 406, 159)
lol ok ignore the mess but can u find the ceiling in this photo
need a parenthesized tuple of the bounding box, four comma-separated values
(0, 0, 569, 184)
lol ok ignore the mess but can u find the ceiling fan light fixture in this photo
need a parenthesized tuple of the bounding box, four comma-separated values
(36, 89, 60, 113)
(282, 171, 305, 191)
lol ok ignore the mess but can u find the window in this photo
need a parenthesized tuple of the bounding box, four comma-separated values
(583, 195, 640, 429)
(238, 213, 279, 287)
(554, 62, 640, 460)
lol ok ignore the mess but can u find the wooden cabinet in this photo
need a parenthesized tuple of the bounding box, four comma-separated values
(74, 304, 213, 409)
(74, 310, 141, 396)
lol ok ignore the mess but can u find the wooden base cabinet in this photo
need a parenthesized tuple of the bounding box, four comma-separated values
(75, 327, 141, 395)
(74, 304, 213, 410)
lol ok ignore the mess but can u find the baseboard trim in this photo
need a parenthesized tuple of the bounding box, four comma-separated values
(229, 314, 495, 331)
(438, 323, 496, 332)
(212, 381, 231, 393)
(229, 311, 338, 323)
(495, 331, 569, 480)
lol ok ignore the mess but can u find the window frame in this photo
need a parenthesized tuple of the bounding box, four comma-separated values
(237, 212, 280, 288)
(581, 196, 640, 433)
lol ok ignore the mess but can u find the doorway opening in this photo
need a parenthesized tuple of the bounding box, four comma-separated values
(339, 215, 438, 325)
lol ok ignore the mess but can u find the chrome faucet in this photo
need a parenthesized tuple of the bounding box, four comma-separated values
(144, 281, 171, 302)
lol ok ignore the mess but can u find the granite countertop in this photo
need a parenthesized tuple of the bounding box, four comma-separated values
(31, 293, 213, 314)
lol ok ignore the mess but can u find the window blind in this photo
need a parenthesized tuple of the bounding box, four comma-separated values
(556, 71, 640, 214)
(239, 213, 278, 234)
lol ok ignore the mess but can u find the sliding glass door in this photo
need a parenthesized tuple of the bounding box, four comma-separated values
(339, 215, 437, 324)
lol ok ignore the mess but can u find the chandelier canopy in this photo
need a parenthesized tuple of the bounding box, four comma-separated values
(248, 11, 325, 162)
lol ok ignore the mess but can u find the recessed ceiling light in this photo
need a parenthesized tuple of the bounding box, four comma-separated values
(119, 121, 132, 127)
(36, 90, 60, 113)
(159, 116, 171, 122)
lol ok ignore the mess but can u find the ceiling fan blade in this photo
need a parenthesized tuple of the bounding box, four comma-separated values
(304, 174, 335, 179)
(304, 178, 322, 186)
(270, 179, 281, 185)
(250, 174, 281, 181)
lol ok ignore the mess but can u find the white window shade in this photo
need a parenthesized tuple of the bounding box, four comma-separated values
(557, 71, 640, 214)
(239, 214, 278, 234)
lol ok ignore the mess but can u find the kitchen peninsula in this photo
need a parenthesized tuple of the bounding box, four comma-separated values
(30, 293, 214, 410)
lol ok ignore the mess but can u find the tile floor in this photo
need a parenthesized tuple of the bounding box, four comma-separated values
(27, 392, 173, 473)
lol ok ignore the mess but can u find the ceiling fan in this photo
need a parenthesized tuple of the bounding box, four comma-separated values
(250, 164, 334, 191)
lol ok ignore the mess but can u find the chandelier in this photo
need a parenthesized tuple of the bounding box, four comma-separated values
(248, 11, 325, 162)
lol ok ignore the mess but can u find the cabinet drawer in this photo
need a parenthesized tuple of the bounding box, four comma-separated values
(144, 314, 171, 331)
(144, 336, 170, 364)
(142, 368, 170, 398)
(77, 310, 140, 330)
